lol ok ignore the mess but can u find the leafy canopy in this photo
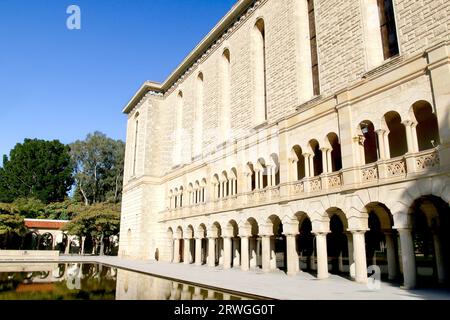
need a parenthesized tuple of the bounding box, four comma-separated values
(0, 139, 73, 203)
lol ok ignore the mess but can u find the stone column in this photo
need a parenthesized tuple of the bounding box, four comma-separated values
(314, 232, 329, 279)
(173, 239, 180, 263)
(397, 228, 416, 289)
(286, 234, 299, 276)
(432, 231, 447, 284)
(402, 120, 416, 154)
(309, 154, 315, 177)
(411, 123, 419, 153)
(223, 237, 232, 269)
(385, 231, 398, 280)
(303, 153, 310, 177)
(240, 236, 249, 271)
(261, 235, 271, 272)
(267, 166, 273, 187)
(376, 129, 386, 160)
(195, 238, 203, 266)
(184, 238, 191, 264)
(352, 230, 368, 283)
(321, 148, 329, 174)
(383, 131, 391, 159)
(208, 237, 216, 267)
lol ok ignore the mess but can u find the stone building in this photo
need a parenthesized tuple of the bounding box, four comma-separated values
(119, 0, 450, 289)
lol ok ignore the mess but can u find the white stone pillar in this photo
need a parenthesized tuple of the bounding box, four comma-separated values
(240, 236, 249, 271)
(309, 154, 315, 177)
(352, 230, 368, 283)
(433, 231, 448, 284)
(321, 148, 329, 174)
(303, 154, 311, 177)
(195, 238, 203, 266)
(383, 131, 391, 159)
(184, 238, 191, 264)
(376, 129, 386, 160)
(286, 234, 299, 276)
(173, 239, 180, 263)
(403, 121, 415, 153)
(223, 237, 232, 269)
(411, 123, 419, 153)
(267, 166, 273, 187)
(398, 228, 416, 289)
(208, 237, 216, 267)
(385, 231, 398, 280)
(315, 232, 329, 279)
(261, 235, 271, 272)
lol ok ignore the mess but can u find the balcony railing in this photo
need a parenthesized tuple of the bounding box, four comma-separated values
(163, 148, 441, 220)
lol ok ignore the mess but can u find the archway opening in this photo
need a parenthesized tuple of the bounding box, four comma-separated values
(359, 120, 378, 164)
(296, 214, 314, 272)
(309, 139, 323, 176)
(413, 101, 440, 151)
(411, 196, 450, 287)
(385, 111, 407, 158)
(326, 211, 348, 274)
(292, 145, 305, 180)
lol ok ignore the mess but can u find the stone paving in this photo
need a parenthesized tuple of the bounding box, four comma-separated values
(55, 255, 450, 300)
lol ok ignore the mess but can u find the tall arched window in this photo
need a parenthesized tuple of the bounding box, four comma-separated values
(307, 0, 320, 95)
(132, 113, 139, 176)
(194, 73, 204, 156)
(253, 19, 267, 125)
(175, 91, 183, 165)
(327, 133, 342, 172)
(221, 50, 231, 141)
(378, 0, 399, 60)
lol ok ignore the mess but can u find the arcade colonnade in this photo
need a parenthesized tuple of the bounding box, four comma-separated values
(165, 193, 449, 289)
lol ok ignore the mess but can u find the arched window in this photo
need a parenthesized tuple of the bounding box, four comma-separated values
(413, 101, 440, 151)
(308, 139, 323, 176)
(292, 145, 306, 180)
(270, 154, 280, 186)
(384, 111, 407, 158)
(247, 162, 256, 191)
(326, 133, 342, 172)
(377, 0, 399, 60)
(194, 73, 204, 156)
(253, 19, 267, 125)
(258, 158, 268, 188)
(221, 50, 231, 141)
(359, 120, 379, 164)
(179, 186, 184, 207)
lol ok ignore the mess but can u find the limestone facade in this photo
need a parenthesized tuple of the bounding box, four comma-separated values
(120, 0, 450, 289)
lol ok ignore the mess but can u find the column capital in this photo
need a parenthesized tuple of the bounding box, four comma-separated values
(402, 120, 417, 128)
(238, 233, 250, 239)
(283, 232, 299, 237)
(320, 147, 331, 152)
(259, 233, 273, 238)
(312, 231, 330, 236)
(348, 229, 369, 235)
(375, 128, 386, 135)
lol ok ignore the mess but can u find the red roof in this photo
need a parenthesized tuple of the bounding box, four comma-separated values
(24, 219, 69, 230)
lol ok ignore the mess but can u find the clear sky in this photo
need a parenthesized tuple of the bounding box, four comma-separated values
(0, 0, 236, 165)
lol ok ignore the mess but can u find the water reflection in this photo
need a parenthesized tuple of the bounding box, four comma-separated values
(0, 264, 252, 300)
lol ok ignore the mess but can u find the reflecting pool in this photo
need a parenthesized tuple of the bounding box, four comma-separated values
(0, 263, 254, 300)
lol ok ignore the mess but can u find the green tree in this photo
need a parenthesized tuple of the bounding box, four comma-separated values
(0, 139, 73, 203)
(63, 202, 120, 255)
(0, 212, 27, 249)
(70, 132, 125, 205)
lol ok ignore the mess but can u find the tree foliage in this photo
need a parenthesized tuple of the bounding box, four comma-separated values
(0, 139, 73, 203)
(0, 211, 27, 249)
(70, 132, 125, 206)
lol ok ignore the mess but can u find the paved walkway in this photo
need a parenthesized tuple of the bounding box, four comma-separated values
(56, 255, 450, 300)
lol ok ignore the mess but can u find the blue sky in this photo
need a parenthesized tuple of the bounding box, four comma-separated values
(0, 0, 235, 165)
